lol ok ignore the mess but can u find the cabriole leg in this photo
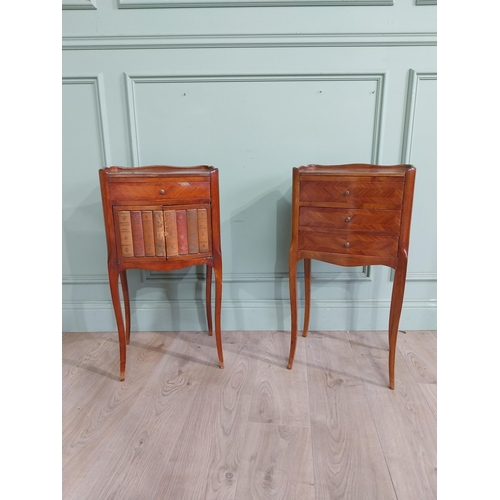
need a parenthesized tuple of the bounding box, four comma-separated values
(388, 257, 408, 390)
(206, 265, 213, 336)
(119, 270, 131, 345)
(213, 259, 224, 369)
(287, 254, 298, 369)
(109, 266, 127, 381)
(303, 258, 311, 337)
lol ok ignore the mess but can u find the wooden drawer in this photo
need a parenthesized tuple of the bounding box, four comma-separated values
(299, 207, 401, 233)
(298, 230, 399, 258)
(299, 179, 403, 207)
(109, 180, 210, 202)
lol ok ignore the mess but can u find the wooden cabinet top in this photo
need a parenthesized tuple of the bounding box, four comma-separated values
(295, 163, 414, 178)
(100, 165, 215, 178)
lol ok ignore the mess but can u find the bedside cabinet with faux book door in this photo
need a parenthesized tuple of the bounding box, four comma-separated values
(99, 165, 224, 381)
(287, 163, 416, 389)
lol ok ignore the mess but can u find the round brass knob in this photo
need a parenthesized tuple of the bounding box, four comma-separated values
(345, 216, 351, 222)
(159, 189, 165, 195)
(344, 242, 350, 248)
(343, 190, 350, 196)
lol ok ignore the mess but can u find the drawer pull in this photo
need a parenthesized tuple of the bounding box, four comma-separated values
(159, 189, 165, 195)
(343, 190, 350, 196)
(344, 242, 350, 248)
(345, 216, 351, 222)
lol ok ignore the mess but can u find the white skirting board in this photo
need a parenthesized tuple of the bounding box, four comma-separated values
(62, 298, 436, 332)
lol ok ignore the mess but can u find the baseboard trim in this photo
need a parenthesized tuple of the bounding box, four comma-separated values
(63, 298, 436, 331)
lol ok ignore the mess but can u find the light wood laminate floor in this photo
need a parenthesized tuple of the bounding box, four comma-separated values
(62, 330, 436, 500)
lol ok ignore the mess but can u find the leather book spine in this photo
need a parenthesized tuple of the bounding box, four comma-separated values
(176, 210, 188, 255)
(117, 210, 134, 257)
(130, 210, 145, 257)
(187, 209, 200, 254)
(197, 208, 209, 253)
(164, 210, 179, 256)
(153, 210, 166, 257)
(141, 211, 155, 256)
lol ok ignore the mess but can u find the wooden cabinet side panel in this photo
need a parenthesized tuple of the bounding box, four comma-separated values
(209, 169, 222, 261)
(398, 167, 417, 257)
(99, 169, 118, 264)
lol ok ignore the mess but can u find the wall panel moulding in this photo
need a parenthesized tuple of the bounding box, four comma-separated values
(62, 0, 97, 9)
(62, 33, 437, 51)
(117, 0, 394, 8)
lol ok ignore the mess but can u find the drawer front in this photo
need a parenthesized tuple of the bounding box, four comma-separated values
(298, 230, 399, 258)
(110, 180, 210, 202)
(299, 180, 403, 207)
(299, 207, 401, 233)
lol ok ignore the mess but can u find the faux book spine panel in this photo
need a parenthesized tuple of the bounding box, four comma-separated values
(116, 206, 211, 258)
(153, 210, 166, 256)
(198, 209, 209, 252)
(164, 206, 211, 258)
(176, 210, 189, 255)
(117, 211, 134, 257)
(130, 211, 145, 256)
(187, 209, 199, 254)
(116, 208, 169, 258)
(141, 211, 155, 256)
(164, 210, 179, 256)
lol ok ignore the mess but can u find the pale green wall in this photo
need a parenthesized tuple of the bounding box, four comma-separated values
(62, 0, 436, 332)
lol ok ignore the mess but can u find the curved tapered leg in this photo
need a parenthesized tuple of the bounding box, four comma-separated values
(388, 256, 408, 390)
(287, 254, 298, 369)
(213, 259, 224, 369)
(109, 266, 127, 381)
(206, 265, 213, 336)
(120, 270, 131, 345)
(303, 258, 311, 337)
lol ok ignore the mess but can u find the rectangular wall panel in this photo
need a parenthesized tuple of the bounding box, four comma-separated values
(126, 74, 383, 278)
(402, 70, 437, 282)
(62, 77, 110, 280)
